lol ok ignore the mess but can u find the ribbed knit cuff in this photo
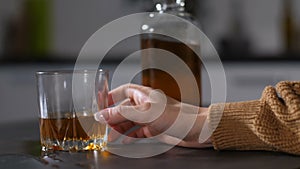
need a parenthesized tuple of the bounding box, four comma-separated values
(208, 100, 272, 151)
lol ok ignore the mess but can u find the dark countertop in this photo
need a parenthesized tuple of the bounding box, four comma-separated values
(0, 120, 300, 169)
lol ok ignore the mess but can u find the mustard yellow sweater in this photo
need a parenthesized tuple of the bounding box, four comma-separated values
(208, 81, 300, 155)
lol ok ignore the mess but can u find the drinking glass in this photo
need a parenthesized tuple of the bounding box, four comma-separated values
(36, 69, 109, 151)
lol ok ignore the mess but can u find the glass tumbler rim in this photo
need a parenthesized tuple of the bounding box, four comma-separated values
(36, 69, 108, 76)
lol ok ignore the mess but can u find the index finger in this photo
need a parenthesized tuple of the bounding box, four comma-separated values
(108, 83, 150, 106)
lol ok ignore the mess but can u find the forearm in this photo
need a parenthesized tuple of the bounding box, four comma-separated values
(208, 81, 300, 155)
(164, 103, 208, 142)
(173, 106, 213, 148)
(183, 107, 209, 142)
(208, 100, 271, 151)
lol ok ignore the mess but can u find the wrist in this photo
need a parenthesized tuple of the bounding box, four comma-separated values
(183, 107, 209, 142)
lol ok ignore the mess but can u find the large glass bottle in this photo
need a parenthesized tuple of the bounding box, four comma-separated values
(141, 0, 202, 106)
(282, 0, 297, 54)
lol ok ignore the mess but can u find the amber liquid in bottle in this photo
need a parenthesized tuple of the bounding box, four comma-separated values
(141, 35, 202, 106)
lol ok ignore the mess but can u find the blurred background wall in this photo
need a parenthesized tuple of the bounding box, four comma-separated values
(0, 0, 300, 62)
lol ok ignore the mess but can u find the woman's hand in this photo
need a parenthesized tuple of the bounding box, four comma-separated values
(94, 84, 212, 148)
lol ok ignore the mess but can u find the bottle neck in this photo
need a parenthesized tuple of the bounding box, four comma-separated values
(155, 0, 185, 12)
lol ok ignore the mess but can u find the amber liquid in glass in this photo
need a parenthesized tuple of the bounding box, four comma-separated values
(141, 36, 202, 106)
(39, 115, 107, 151)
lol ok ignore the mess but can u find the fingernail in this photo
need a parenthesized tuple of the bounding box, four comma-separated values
(140, 96, 149, 103)
(108, 135, 112, 142)
(94, 109, 109, 124)
(94, 113, 106, 124)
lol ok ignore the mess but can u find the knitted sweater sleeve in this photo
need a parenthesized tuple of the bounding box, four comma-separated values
(208, 81, 300, 155)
